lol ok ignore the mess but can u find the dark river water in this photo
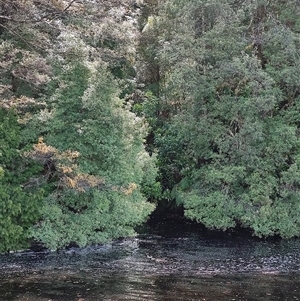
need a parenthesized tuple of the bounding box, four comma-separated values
(0, 221, 300, 300)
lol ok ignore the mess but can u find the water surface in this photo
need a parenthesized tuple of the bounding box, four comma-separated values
(1, 221, 300, 300)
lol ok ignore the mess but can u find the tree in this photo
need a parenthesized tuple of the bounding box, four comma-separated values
(25, 62, 156, 249)
(0, 0, 158, 250)
(148, 0, 300, 237)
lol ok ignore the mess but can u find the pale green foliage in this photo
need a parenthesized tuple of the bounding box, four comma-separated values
(27, 62, 156, 249)
(43, 62, 154, 185)
(32, 189, 154, 250)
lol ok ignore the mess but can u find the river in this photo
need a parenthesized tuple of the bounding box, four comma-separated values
(0, 220, 300, 300)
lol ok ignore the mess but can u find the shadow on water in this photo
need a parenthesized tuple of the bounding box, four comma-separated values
(1, 220, 300, 300)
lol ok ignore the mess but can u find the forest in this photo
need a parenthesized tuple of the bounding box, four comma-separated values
(1, 0, 300, 252)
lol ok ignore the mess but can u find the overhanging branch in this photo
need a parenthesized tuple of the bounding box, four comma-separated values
(63, 0, 77, 12)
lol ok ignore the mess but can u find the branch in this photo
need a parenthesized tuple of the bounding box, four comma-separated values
(62, 0, 77, 12)
(41, 0, 78, 24)
(0, 15, 12, 21)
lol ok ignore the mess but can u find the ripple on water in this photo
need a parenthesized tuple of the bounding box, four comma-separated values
(0, 226, 300, 301)
(1, 232, 300, 277)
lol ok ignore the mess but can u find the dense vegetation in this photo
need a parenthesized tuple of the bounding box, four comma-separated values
(142, 0, 300, 238)
(0, 0, 157, 251)
(1, 0, 300, 251)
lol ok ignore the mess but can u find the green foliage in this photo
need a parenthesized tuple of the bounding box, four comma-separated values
(32, 189, 154, 250)
(5, 0, 300, 248)
(145, 0, 300, 238)
(27, 62, 156, 249)
(0, 108, 42, 252)
(0, 0, 158, 251)
(42, 63, 152, 184)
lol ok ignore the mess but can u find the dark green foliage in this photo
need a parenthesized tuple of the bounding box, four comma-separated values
(144, 0, 300, 238)
(0, 108, 42, 252)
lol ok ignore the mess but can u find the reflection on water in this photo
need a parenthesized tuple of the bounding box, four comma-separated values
(0, 221, 300, 300)
(1, 272, 300, 301)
